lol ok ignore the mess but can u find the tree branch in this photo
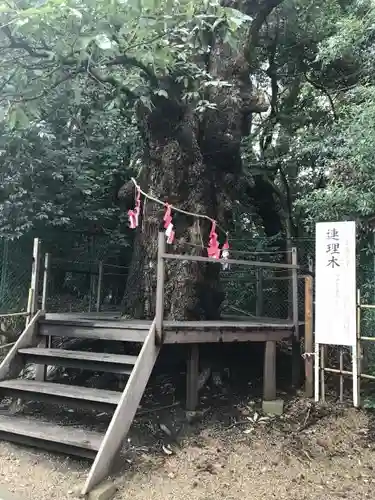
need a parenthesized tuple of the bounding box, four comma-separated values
(245, 0, 284, 62)
(1, 26, 50, 58)
(260, 32, 278, 153)
(1, 26, 158, 89)
(0, 72, 75, 103)
(87, 67, 137, 99)
(304, 72, 338, 121)
(105, 55, 158, 87)
(0, 68, 17, 93)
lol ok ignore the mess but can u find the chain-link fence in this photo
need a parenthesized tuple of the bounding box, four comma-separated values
(0, 230, 132, 316)
(220, 237, 314, 321)
(0, 233, 316, 321)
(0, 236, 34, 314)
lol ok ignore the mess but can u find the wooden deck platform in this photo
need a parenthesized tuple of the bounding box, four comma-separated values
(44, 313, 299, 343)
(0, 234, 310, 496)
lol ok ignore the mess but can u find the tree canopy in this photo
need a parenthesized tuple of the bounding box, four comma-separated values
(1, 0, 375, 317)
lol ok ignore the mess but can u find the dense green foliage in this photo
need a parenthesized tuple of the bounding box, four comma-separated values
(1, 0, 375, 248)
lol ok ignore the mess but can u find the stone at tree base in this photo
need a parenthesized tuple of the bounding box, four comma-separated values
(262, 399, 284, 416)
(87, 481, 117, 500)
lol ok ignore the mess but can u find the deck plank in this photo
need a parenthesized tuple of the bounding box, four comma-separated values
(164, 328, 293, 344)
(39, 323, 149, 342)
(163, 319, 296, 329)
(0, 414, 103, 451)
(18, 348, 137, 365)
(41, 318, 151, 329)
(0, 380, 121, 405)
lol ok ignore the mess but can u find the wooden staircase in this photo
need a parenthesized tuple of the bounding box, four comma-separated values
(0, 312, 160, 495)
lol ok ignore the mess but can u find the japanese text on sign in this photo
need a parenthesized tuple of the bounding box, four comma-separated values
(315, 221, 356, 346)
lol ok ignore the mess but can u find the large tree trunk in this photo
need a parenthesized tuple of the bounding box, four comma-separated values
(122, 99, 224, 320)
(121, 0, 281, 320)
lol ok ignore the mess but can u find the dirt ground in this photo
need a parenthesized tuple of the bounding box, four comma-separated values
(1, 398, 375, 500)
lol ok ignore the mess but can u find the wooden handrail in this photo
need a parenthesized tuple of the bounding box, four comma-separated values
(162, 252, 300, 270)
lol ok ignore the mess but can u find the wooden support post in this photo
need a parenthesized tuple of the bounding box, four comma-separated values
(291, 247, 300, 388)
(186, 344, 199, 411)
(155, 232, 165, 344)
(96, 261, 104, 313)
(263, 340, 276, 401)
(256, 268, 263, 317)
(304, 275, 313, 398)
(36, 252, 50, 382)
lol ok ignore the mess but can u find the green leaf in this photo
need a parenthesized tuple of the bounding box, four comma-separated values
(9, 106, 29, 129)
(95, 34, 117, 51)
(154, 89, 168, 98)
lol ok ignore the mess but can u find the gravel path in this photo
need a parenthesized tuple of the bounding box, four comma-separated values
(1, 405, 375, 500)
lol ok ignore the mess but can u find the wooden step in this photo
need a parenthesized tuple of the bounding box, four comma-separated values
(39, 319, 150, 342)
(0, 380, 121, 408)
(18, 348, 137, 374)
(0, 414, 103, 458)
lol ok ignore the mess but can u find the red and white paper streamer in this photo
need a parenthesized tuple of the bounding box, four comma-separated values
(207, 221, 220, 259)
(163, 204, 175, 244)
(221, 237, 230, 269)
(128, 186, 141, 229)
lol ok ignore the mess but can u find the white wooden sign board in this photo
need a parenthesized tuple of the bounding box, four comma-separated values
(314, 221, 358, 407)
(315, 221, 356, 346)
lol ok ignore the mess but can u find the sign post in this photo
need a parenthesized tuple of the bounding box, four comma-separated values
(315, 221, 357, 406)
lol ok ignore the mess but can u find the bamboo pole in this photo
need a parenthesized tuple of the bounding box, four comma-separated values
(339, 349, 344, 402)
(353, 289, 360, 407)
(0, 312, 29, 318)
(304, 275, 313, 398)
(323, 367, 375, 380)
(320, 344, 326, 402)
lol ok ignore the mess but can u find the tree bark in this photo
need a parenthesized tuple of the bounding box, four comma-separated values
(121, 0, 282, 320)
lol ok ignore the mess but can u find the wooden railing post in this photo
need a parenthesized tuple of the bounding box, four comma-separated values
(30, 238, 41, 315)
(256, 268, 263, 317)
(304, 275, 313, 398)
(41, 253, 50, 312)
(155, 232, 165, 343)
(96, 261, 104, 313)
